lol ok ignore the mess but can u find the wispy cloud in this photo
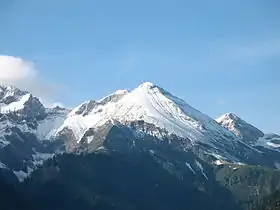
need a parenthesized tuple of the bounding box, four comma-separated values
(205, 37, 280, 68)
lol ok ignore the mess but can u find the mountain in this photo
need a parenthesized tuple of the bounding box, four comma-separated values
(216, 113, 280, 169)
(216, 113, 280, 151)
(52, 82, 277, 168)
(216, 113, 264, 144)
(24, 152, 244, 210)
(0, 85, 69, 181)
(0, 82, 278, 178)
(0, 82, 279, 210)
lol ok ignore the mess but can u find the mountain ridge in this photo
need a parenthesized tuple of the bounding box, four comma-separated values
(0, 82, 279, 210)
(0, 82, 278, 183)
(216, 112, 280, 151)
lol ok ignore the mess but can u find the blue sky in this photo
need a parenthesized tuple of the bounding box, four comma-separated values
(0, 0, 279, 132)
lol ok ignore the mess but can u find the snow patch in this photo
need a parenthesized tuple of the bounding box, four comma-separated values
(86, 136, 94, 144)
(0, 138, 10, 148)
(36, 114, 67, 140)
(235, 162, 245, 166)
(32, 152, 54, 166)
(55, 115, 88, 142)
(0, 119, 34, 136)
(0, 94, 31, 113)
(13, 167, 32, 182)
(96, 146, 106, 150)
(214, 160, 225, 166)
(149, 149, 155, 155)
(115, 89, 129, 95)
(255, 134, 280, 151)
(274, 162, 280, 170)
(185, 162, 195, 174)
(195, 160, 208, 180)
(0, 162, 7, 169)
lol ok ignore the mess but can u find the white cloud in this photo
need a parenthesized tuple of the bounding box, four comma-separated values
(0, 55, 37, 84)
(0, 55, 62, 107)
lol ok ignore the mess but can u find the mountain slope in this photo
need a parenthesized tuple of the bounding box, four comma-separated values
(56, 82, 235, 143)
(21, 152, 241, 210)
(0, 85, 69, 181)
(216, 113, 264, 144)
(0, 83, 278, 182)
(0, 83, 279, 210)
(54, 82, 270, 167)
(216, 113, 280, 152)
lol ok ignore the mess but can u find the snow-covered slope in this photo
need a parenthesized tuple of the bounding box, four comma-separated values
(0, 93, 32, 113)
(55, 82, 236, 144)
(52, 82, 271, 167)
(0, 83, 278, 181)
(0, 85, 28, 103)
(216, 113, 264, 143)
(256, 133, 280, 150)
(217, 113, 279, 152)
(36, 107, 69, 140)
(0, 85, 68, 137)
(0, 85, 69, 181)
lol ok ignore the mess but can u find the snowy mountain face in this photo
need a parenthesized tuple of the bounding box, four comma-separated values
(216, 113, 264, 143)
(0, 82, 278, 183)
(216, 113, 280, 152)
(56, 82, 235, 142)
(53, 82, 278, 170)
(257, 133, 280, 149)
(0, 85, 69, 181)
(0, 85, 46, 125)
(1, 83, 280, 210)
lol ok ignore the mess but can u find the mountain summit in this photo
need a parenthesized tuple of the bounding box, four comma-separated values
(216, 113, 280, 152)
(216, 113, 264, 143)
(55, 81, 236, 144)
(52, 82, 277, 168)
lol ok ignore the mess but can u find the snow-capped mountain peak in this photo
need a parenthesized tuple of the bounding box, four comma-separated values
(138, 81, 154, 88)
(0, 83, 279, 182)
(216, 113, 242, 134)
(98, 89, 129, 104)
(216, 113, 239, 121)
(114, 89, 129, 95)
(0, 93, 31, 113)
(0, 85, 29, 104)
(216, 113, 264, 143)
(216, 113, 280, 153)
(54, 82, 237, 148)
(0, 85, 46, 121)
(0, 85, 68, 136)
